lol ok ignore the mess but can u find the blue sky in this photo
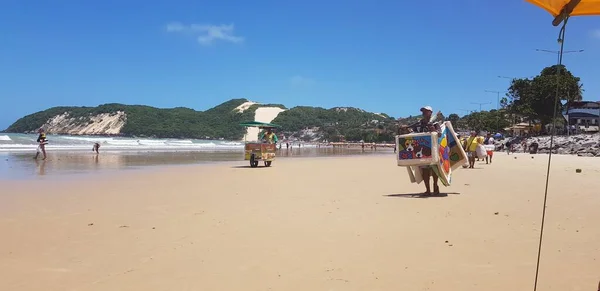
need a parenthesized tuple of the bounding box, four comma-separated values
(2, 0, 600, 129)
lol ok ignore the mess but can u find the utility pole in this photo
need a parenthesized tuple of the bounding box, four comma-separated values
(484, 90, 502, 110)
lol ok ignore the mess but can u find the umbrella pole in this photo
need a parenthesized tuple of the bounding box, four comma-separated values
(533, 16, 569, 291)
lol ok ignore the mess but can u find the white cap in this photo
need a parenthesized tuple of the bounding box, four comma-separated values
(420, 106, 433, 112)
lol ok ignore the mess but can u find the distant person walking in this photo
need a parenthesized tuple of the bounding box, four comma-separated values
(93, 142, 101, 154)
(34, 128, 48, 160)
(521, 140, 528, 153)
(505, 140, 512, 155)
(484, 133, 495, 164)
(475, 134, 485, 161)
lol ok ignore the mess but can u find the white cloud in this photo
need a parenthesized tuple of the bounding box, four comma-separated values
(289, 75, 316, 88)
(590, 29, 600, 39)
(165, 22, 244, 46)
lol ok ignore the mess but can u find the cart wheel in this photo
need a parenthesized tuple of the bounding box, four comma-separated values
(250, 155, 258, 168)
(264, 161, 272, 167)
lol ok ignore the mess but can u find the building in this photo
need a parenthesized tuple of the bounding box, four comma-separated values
(563, 101, 600, 133)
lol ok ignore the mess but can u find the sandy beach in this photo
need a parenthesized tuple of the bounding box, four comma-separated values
(1, 153, 599, 290)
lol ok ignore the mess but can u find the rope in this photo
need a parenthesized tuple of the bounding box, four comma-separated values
(533, 16, 569, 291)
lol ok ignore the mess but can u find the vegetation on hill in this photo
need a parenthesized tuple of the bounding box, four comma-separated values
(5, 99, 286, 140)
(272, 106, 398, 142)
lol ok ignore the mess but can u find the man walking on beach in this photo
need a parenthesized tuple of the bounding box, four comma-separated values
(505, 140, 512, 155)
(408, 106, 441, 195)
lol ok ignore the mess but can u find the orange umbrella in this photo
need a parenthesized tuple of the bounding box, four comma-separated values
(526, 0, 600, 25)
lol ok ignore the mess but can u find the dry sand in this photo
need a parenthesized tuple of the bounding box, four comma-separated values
(0, 153, 599, 291)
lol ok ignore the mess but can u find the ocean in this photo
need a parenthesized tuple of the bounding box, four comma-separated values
(0, 133, 391, 179)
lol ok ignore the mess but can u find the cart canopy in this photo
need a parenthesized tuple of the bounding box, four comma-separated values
(239, 121, 281, 128)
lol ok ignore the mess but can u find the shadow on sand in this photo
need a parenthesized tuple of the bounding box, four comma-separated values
(230, 165, 272, 169)
(384, 192, 460, 199)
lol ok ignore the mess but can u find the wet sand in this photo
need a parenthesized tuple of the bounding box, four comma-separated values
(0, 153, 599, 290)
(0, 147, 390, 180)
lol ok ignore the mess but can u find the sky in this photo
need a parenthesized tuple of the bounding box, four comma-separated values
(2, 0, 600, 130)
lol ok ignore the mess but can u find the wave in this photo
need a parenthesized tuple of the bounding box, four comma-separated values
(166, 140, 193, 144)
(61, 136, 115, 143)
(0, 133, 245, 152)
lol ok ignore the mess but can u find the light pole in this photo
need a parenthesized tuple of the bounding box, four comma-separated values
(535, 48, 584, 63)
(459, 109, 474, 115)
(471, 102, 491, 112)
(485, 90, 506, 133)
(484, 90, 502, 110)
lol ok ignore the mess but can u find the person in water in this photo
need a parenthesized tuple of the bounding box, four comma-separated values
(260, 128, 278, 144)
(34, 128, 48, 160)
(407, 106, 441, 195)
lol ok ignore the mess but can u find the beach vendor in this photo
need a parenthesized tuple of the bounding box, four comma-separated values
(34, 128, 48, 160)
(260, 128, 279, 144)
(464, 131, 479, 168)
(407, 106, 442, 195)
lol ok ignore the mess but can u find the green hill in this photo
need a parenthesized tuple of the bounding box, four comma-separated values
(5, 99, 406, 142)
(272, 106, 397, 142)
(4, 99, 286, 140)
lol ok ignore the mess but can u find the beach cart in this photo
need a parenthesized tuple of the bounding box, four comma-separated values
(240, 121, 281, 168)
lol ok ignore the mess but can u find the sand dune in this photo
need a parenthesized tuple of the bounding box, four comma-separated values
(244, 106, 286, 142)
(0, 153, 598, 290)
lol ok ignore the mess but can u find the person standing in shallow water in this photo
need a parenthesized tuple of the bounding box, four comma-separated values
(34, 128, 48, 160)
(407, 106, 441, 195)
(93, 142, 101, 154)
